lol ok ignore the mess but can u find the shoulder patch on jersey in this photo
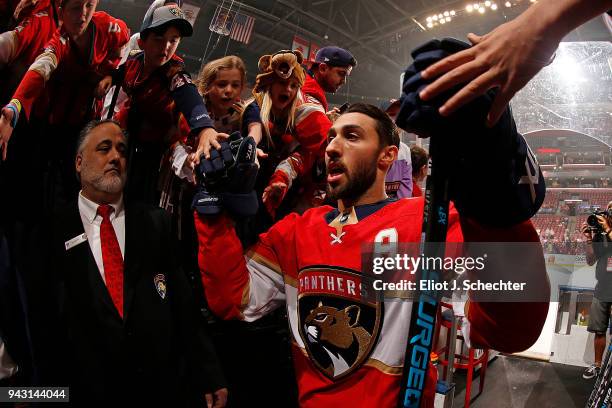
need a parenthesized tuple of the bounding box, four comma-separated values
(169, 72, 193, 91)
(297, 266, 383, 381)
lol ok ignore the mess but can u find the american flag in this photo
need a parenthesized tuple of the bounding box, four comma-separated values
(230, 13, 255, 44)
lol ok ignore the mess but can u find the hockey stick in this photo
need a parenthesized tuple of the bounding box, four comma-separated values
(398, 135, 451, 407)
(106, 64, 126, 120)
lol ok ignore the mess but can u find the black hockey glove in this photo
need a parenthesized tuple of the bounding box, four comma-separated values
(192, 131, 259, 217)
(396, 38, 545, 226)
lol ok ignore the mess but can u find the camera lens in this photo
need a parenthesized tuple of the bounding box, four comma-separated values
(587, 214, 599, 227)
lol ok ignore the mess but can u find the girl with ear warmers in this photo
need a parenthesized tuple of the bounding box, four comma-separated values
(251, 49, 331, 222)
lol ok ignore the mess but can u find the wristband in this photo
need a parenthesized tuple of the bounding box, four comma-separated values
(5, 99, 21, 128)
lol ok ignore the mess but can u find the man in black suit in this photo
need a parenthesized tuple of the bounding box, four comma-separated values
(34, 119, 227, 406)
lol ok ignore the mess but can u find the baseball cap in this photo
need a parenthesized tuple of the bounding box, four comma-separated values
(140, 4, 193, 37)
(314, 46, 357, 67)
(379, 99, 401, 113)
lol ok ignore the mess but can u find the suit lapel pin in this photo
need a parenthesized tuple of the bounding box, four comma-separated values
(154, 274, 167, 299)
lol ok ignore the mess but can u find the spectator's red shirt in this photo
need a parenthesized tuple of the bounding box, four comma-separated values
(12, 4, 57, 66)
(117, 52, 214, 145)
(11, 11, 129, 126)
(302, 72, 328, 112)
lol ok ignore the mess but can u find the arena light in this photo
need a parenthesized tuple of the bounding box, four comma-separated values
(466, 4, 474, 12)
(445, 17, 452, 22)
(427, 22, 434, 28)
(478, 6, 485, 13)
(438, 13, 443, 19)
(440, 18, 446, 24)
(426, 16, 432, 22)
(450, 10, 456, 15)
(491, 3, 498, 10)
(484, 0, 491, 6)
(505, 1, 511, 7)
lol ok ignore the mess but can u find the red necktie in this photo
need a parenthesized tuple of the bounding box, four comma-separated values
(97, 204, 124, 318)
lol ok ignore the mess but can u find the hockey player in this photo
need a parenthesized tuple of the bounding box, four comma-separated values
(194, 39, 550, 407)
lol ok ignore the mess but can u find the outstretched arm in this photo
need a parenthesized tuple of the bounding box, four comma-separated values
(419, 0, 612, 126)
(195, 212, 298, 321)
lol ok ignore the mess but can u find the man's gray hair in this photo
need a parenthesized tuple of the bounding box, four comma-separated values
(76, 119, 128, 158)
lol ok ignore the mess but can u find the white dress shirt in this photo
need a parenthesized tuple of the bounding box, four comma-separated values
(78, 192, 126, 283)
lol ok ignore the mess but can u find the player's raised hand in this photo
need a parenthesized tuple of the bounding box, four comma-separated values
(0, 107, 15, 161)
(418, 7, 558, 127)
(190, 128, 229, 165)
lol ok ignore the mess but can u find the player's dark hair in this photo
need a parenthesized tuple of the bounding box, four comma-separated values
(344, 103, 400, 149)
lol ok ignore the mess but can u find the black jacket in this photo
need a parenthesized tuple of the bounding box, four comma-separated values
(30, 201, 225, 406)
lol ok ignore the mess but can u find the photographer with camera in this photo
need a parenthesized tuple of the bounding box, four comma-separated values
(582, 201, 612, 380)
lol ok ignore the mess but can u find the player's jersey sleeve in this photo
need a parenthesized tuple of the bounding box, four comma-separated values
(459, 216, 550, 353)
(195, 212, 298, 321)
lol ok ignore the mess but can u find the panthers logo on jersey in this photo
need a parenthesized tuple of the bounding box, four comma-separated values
(297, 266, 383, 380)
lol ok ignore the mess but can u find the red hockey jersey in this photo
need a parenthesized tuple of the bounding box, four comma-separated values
(302, 73, 329, 112)
(3, 0, 56, 67)
(9, 11, 128, 126)
(196, 197, 549, 407)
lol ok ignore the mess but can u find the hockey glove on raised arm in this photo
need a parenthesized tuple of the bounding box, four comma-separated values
(396, 38, 545, 226)
(192, 131, 259, 217)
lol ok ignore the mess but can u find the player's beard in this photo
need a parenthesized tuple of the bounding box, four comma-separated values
(327, 155, 377, 202)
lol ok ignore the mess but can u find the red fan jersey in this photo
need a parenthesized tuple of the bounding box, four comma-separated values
(11, 4, 56, 65)
(116, 52, 213, 145)
(8, 11, 129, 126)
(196, 197, 549, 407)
(302, 72, 329, 112)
